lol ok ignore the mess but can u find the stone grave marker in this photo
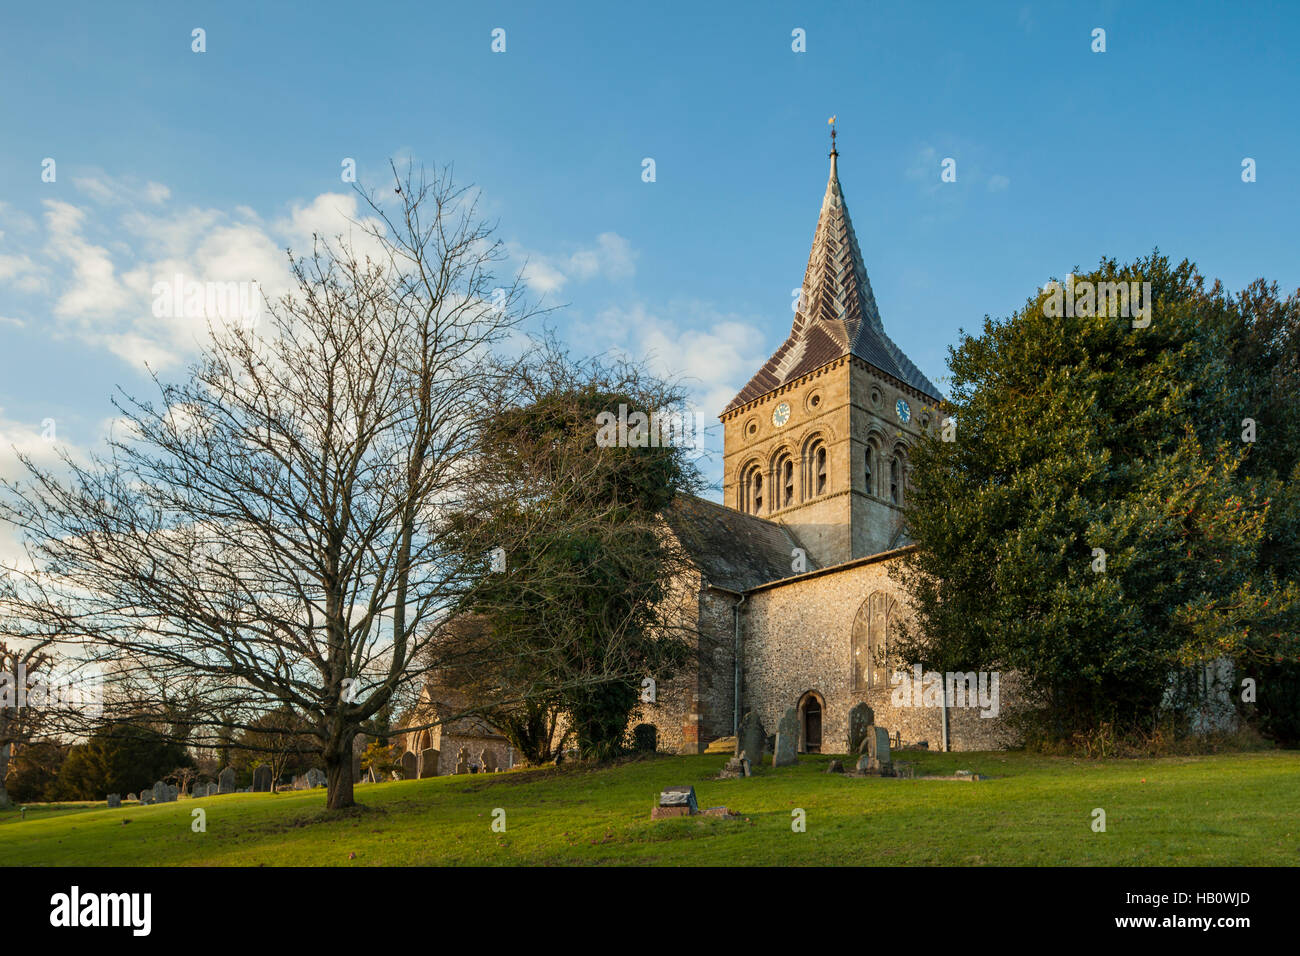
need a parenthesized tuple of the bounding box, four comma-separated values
(252, 766, 272, 792)
(418, 747, 439, 779)
(106, 793, 121, 809)
(401, 751, 417, 780)
(737, 711, 766, 768)
(772, 707, 799, 767)
(217, 766, 236, 794)
(847, 702, 875, 755)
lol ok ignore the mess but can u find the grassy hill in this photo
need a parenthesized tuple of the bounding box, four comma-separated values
(3, 750, 1298, 866)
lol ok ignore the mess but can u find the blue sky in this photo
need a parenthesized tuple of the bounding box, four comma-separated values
(1, 0, 1297, 519)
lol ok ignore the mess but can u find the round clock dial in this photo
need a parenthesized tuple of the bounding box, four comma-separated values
(772, 402, 791, 427)
(895, 399, 911, 424)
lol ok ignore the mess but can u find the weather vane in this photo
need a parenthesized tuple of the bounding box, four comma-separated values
(828, 115, 837, 155)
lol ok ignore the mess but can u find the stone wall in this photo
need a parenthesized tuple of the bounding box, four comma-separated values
(739, 551, 1022, 753)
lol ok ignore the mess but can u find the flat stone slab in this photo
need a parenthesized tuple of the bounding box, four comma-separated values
(658, 785, 699, 813)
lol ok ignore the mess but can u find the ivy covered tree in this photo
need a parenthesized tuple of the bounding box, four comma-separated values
(894, 253, 1300, 741)
(445, 348, 700, 761)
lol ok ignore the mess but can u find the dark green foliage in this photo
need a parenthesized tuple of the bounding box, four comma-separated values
(449, 355, 699, 761)
(895, 253, 1300, 742)
(52, 721, 193, 799)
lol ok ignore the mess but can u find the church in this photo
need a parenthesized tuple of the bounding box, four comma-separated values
(644, 142, 1018, 756)
(400, 143, 1018, 772)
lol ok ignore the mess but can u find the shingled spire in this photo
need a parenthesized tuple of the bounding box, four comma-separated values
(723, 143, 941, 414)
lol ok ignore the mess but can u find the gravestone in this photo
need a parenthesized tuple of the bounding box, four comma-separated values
(736, 711, 766, 768)
(418, 748, 439, 779)
(719, 752, 752, 779)
(847, 703, 875, 755)
(218, 766, 236, 794)
(868, 727, 892, 769)
(252, 766, 271, 792)
(306, 768, 326, 788)
(138, 790, 152, 806)
(454, 747, 470, 774)
(772, 707, 799, 767)
(166, 784, 178, 802)
(825, 759, 844, 774)
(152, 781, 167, 804)
(478, 749, 495, 773)
(401, 751, 417, 780)
(106, 793, 121, 808)
(126, 792, 137, 803)
(659, 785, 698, 813)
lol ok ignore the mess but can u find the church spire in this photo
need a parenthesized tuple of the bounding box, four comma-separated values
(722, 130, 941, 414)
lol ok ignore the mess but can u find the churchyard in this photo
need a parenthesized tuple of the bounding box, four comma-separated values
(2, 749, 1297, 866)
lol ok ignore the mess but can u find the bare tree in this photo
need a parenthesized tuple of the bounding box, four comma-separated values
(0, 637, 54, 808)
(0, 162, 541, 809)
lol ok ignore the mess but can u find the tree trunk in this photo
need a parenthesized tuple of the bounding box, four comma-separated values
(0, 741, 12, 808)
(324, 734, 356, 810)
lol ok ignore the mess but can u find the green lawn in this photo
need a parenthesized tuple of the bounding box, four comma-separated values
(2, 750, 1297, 866)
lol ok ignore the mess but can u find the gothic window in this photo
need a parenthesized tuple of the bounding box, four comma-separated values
(851, 591, 898, 691)
(775, 451, 795, 509)
(740, 461, 764, 514)
(803, 435, 827, 499)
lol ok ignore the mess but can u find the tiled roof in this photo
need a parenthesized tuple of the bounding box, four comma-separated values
(663, 494, 808, 591)
(724, 150, 942, 414)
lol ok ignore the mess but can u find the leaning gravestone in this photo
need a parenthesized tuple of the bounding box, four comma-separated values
(772, 707, 799, 767)
(217, 766, 236, 794)
(138, 790, 153, 806)
(252, 766, 271, 792)
(401, 751, 417, 780)
(737, 711, 766, 768)
(847, 703, 875, 755)
(151, 781, 167, 804)
(106, 793, 121, 809)
(126, 792, 137, 803)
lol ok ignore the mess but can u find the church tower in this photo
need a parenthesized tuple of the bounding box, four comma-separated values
(720, 137, 943, 566)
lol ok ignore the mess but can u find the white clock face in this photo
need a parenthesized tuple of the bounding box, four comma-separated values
(772, 402, 791, 427)
(895, 399, 911, 424)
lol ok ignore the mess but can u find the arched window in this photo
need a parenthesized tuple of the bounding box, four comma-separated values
(739, 461, 764, 514)
(851, 591, 898, 691)
(864, 439, 879, 497)
(775, 451, 795, 509)
(889, 445, 907, 506)
(802, 434, 827, 499)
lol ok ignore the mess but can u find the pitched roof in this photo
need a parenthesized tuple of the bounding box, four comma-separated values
(663, 494, 807, 591)
(724, 149, 942, 414)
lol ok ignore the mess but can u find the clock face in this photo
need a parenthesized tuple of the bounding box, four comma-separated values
(895, 399, 911, 424)
(772, 402, 791, 427)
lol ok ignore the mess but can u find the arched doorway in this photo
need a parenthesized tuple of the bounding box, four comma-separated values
(798, 691, 824, 753)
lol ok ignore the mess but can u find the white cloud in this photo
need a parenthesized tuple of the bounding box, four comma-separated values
(513, 231, 638, 296)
